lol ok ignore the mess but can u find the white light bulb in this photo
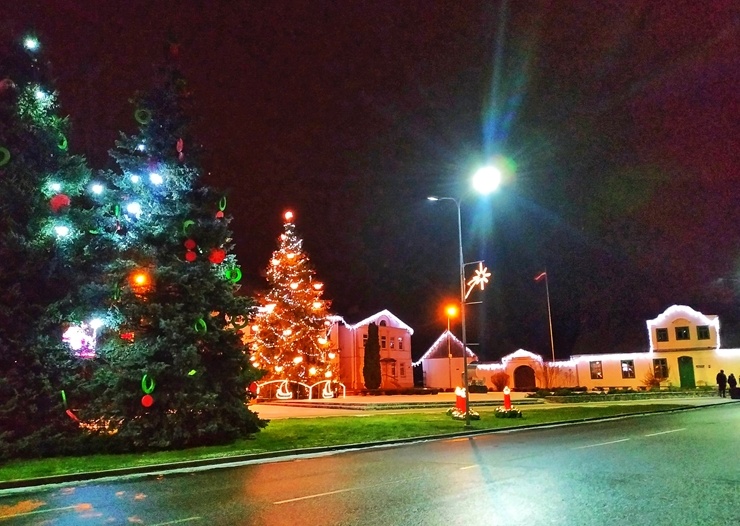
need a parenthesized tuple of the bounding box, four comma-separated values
(130, 175, 141, 183)
(54, 225, 70, 237)
(126, 202, 142, 218)
(149, 172, 163, 185)
(137, 144, 146, 152)
(50, 182, 62, 192)
(91, 183, 104, 195)
(89, 318, 104, 330)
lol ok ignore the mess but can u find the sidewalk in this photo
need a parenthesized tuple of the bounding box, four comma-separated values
(250, 391, 734, 419)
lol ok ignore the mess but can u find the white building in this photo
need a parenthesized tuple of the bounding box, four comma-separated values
(415, 305, 740, 391)
(412, 331, 478, 389)
(328, 310, 415, 391)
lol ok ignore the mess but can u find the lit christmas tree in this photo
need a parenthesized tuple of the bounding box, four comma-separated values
(250, 211, 338, 395)
(76, 46, 265, 449)
(0, 35, 94, 458)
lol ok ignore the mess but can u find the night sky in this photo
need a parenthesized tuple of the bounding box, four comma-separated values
(4, 1, 739, 362)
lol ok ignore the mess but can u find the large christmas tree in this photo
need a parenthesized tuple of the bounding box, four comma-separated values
(249, 211, 337, 397)
(76, 48, 265, 450)
(0, 35, 93, 459)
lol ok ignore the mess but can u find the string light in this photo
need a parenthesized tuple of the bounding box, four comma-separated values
(23, 36, 40, 51)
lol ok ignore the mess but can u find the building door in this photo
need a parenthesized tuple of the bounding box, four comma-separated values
(513, 365, 536, 390)
(678, 356, 695, 388)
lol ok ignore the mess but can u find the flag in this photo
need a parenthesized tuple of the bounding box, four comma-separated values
(534, 271, 547, 282)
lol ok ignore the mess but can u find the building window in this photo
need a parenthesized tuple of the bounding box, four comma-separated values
(391, 363, 396, 377)
(653, 358, 668, 379)
(697, 325, 710, 340)
(675, 326, 690, 340)
(621, 360, 635, 379)
(379, 320, 387, 327)
(589, 361, 603, 380)
(656, 328, 669, 342)
(381, 336, 387, 349)
(390, 339, 395, 349)
(398, 337, 403, 350)
(400, 363, 405, 378)
(362, 334, 368, 344)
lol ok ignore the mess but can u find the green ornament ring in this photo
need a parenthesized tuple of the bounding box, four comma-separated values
(183, 219, 195, 234)
(225, 267, 242, 283)
(0, 146, 10, 167)
(57, 134, 68, 151)
(218, 196, 227, 211)
(232, 316, 248, 329)
(61, 390, 68, 408)
(194, 318, 207, 333)
(134, 108, 152, 125)
(141, 374, 156, 394)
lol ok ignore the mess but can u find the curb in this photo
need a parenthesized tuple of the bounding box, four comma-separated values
(0, 401, 731, 494)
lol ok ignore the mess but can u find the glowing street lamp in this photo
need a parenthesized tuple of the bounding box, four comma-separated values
(428, 164, 502, 427)
(445, 304, 459, 389)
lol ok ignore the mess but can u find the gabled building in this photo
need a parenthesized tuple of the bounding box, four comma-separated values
(328, 309, 415, 391)
(412, 331, 478, 389)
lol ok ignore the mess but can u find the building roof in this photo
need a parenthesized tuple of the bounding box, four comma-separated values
(329, 309, 414, 335)
(412, 330, 477, 366)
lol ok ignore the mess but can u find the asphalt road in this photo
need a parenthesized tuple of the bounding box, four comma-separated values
(1, 404, 737, 525)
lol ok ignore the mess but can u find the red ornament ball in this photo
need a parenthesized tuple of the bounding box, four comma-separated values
(248, 382, 258, 394)
(141, 394, 154, 408)
(209, 248, 226, 264)
(50, 194, 71, 213)
(185, 250, 197, 262)
(215, 210, 225, 219)
(184, 238, 196, 250)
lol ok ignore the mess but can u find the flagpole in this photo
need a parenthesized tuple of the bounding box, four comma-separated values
(544, 269, 555, 362)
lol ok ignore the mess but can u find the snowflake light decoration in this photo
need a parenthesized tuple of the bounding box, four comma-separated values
(465, 262, 491, 300)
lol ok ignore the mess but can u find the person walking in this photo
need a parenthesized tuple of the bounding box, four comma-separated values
(716, 369, 727, 398)
(728, 373, 737, 398)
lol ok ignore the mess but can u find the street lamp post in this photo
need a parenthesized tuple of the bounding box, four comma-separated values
(445, 304, 458, 389)
(428, 164, 502, 428)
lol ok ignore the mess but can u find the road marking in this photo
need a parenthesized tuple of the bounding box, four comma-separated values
(274, 477, 424, 504)
(149, 517, 202, 526)
(645, 428, 686, 437)
(572, 438, 630, 450)
(274, 486, 364, 504)
(0, 505, 77, 520)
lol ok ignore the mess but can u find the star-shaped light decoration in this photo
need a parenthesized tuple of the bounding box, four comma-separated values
(465, 262, 491, 300)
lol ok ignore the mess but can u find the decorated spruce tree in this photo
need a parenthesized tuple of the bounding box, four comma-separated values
(78, 51, 264, 449)
(249, 211, 337, 395)
(0, 35, 94, 458)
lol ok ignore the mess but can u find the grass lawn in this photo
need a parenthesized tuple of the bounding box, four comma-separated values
(0, 403, 689, 484)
